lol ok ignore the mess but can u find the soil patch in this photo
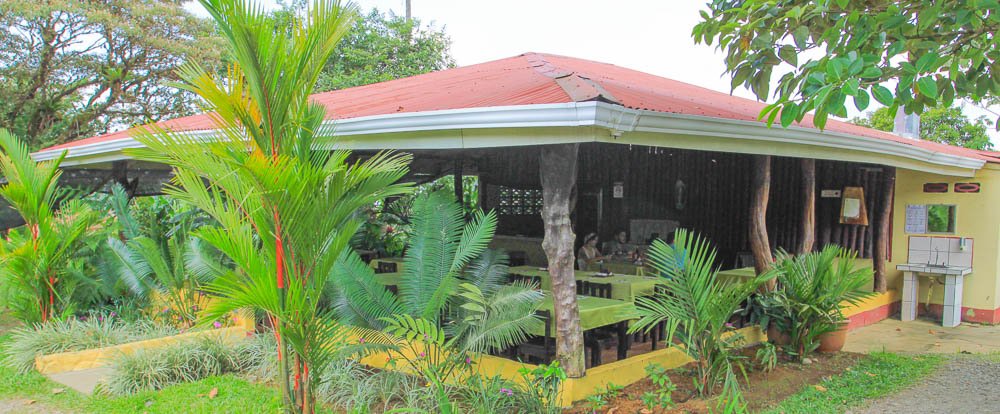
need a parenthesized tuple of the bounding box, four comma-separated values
(566, 351, 862, 413)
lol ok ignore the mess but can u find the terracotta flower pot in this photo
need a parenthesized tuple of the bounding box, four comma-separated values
(767, 325, 791, 345)
(817, 321, 850, 353)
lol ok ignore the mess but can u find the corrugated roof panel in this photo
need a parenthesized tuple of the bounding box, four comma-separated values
(37, 52, 992, 164)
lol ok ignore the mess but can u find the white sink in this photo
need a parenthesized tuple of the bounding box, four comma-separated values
(895, 263, 972, 276)
(896, 263, 972, 327)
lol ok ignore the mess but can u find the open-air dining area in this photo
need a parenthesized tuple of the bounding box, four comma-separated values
(3, 1, 1000, 413)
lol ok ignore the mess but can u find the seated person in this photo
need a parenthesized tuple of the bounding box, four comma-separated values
(604, 230, 632, 258)
(577, 232, 608, 270)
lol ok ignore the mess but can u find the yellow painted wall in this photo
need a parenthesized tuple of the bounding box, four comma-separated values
(888, 166, 1000, 312)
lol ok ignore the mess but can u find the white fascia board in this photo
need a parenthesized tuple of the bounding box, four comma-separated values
(592, 103, 986, 172)
(31, 101, 987, 175)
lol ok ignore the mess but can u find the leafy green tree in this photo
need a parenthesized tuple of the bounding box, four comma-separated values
(0, 130, 101, 323)
(0, 0, 223, 149)
(127, 1, 411, 413)
(851, 105, 994, 150)
(277, 2, 455, 91)
(318, 8, 455, 91)
(693, 1, 1000, 129)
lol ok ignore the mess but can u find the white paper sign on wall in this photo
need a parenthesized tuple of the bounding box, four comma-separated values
(905, 204, 928, 234)
(612, 182, 624, 199)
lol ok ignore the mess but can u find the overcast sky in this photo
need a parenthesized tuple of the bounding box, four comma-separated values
(186, 0, 1000, 143)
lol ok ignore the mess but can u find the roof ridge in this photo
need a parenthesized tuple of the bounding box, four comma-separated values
(524, 53, 621, 105)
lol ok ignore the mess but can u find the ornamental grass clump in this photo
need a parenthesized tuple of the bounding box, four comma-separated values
(104, 335, 263, 395)
(3, 315, 178, 373)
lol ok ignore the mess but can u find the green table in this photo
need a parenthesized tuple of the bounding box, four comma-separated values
(532, 294, 636, 334)
(532, 293, 636, 362)
(582, 261, 652, 276)
(509, 266, 660, 303)
(717, 267, 757, 284)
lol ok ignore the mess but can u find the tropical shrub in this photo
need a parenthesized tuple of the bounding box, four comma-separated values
(104, 184, 228, 328)
(757, 246, 875, 359)
(641, 363, 677, 410)
(630, 229, 772, 409)
(0, 130, 107, 323)
(332, 191, 542, 410)
(127, 1, 412, 412)
(515, 362, 567, 414)
(2, 314, 178, 373)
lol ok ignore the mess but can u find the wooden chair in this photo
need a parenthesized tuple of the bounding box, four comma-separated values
(578, 281, 612, 298)
(735, 251, 754, 269)
(508, 250, 528, 267)
(376, 261, 398, 274)
(358, 250, 375, 264)
(516, 310, 553, 364)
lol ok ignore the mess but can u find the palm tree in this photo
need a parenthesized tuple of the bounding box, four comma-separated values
(332, 192, 542, 395)
(630, 229, 772, 406)
(127, 1, 411, 413)
(0, 130, 100, 324)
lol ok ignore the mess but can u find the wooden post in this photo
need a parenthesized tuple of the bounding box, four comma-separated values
(453, 160, 464, 208)
(539, 143, 586, 377)
(798, 159, 816, 255)
(874, 167, 895, 293)
(750, 155, 774, 285)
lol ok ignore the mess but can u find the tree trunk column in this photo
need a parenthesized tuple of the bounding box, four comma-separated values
(798, 159, 816, 255)
(539, 143, 586, 377)
(453, 160, 464, 208)
(874, 167, 896, 293)
(750, 155, 774, 282)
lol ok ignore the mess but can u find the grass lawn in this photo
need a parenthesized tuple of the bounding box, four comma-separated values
(0, 335, 282, 414)
(761, 352, 944, 414)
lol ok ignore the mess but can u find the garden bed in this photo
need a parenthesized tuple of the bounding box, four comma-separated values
(565, 350, 863, 413)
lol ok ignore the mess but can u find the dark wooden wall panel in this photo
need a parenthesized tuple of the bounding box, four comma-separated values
(472, 143, 887, 266)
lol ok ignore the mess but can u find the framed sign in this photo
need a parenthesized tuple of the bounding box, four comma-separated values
(839, 186, 869, 225)
(612, 182, 624, 198)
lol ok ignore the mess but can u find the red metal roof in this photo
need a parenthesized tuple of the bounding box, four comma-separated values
(38, 52, 993, 163)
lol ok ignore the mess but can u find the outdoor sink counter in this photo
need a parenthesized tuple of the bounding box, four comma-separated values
(898, 236, 975, 327)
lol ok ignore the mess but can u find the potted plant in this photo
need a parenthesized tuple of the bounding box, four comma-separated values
(757, 246, 875, 359)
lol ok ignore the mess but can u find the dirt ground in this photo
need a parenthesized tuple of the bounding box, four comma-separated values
(565, 351, 861, 414)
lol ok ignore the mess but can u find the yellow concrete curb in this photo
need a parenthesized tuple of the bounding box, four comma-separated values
(842, 289, 901, 317)
(354, 325, 764, 406)
(34, 326, 249, 375)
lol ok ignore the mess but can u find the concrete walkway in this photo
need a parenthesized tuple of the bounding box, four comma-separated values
(45, 367, 112, 395)
(844, 318, 1000, 354)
